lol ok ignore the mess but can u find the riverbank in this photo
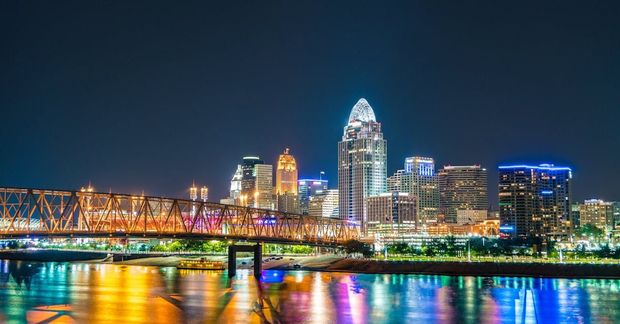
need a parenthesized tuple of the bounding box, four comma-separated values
(2, 249, 620, 278)
(272, 257, 620, 279)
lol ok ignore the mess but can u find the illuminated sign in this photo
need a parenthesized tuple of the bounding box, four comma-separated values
(499, 225, 514, 232)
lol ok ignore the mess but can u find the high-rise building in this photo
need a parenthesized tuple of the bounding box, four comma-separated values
(236, 156, 274, 209)
(298, 178, 328, 215)
(254, 164, 274, 209)
(438, 165, 488, 224)
(498, 164, 572, 239)
(275, 148, 299, 213)
(613, 202, 620, 229)
(308, 189, 339, 218)
(240, 156, 263, 206)
(366, 192, 417, 238)
(388, 157, 439, 230)
(229, 165, 243, 201)
(275, 148, 298, 195)
(578, 199, 615, 232)
(338, 98, 387, 234)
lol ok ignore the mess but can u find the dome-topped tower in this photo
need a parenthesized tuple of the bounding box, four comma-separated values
(348, 98, 376, 124)
(338, 98, 387, 235)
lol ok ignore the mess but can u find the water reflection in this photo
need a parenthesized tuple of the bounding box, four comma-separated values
(0, 259, 619, 323)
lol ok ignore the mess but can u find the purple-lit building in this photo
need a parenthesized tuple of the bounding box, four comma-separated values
(498, 164, 572, 240)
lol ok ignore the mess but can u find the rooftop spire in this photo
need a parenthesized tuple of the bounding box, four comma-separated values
(348, 98, 376, 124)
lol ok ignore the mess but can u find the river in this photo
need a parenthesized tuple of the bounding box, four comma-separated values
(0, 260, 619, 323)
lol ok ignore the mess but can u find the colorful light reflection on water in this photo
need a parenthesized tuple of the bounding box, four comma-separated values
(0, 259, 619, 323)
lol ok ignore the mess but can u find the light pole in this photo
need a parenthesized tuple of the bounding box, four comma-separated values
(467, 233, 472, 262)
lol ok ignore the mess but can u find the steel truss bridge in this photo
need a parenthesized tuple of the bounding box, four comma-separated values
(0, 187, 359, 246)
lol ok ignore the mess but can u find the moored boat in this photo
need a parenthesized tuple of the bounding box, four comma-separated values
(177, 258, 225, 270)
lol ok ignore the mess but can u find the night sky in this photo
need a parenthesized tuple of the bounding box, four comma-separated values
(1, 1, 619, 206)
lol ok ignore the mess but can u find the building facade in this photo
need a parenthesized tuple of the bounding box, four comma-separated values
(275, 148, 299, 213)
(298, 178, 328, 215)
(338, 98, 387, 234)
(275, 148, 298, 195)
(387, 157, 439, 230)
(578, 199, 615, 232)
(254, 164, 274, 209)
(366, 192, 417, 238)
(438, 165, 488, 224)
(498, 164, 572, 239)
(308, 189, 339, 218)
(236, 156, 274, 209)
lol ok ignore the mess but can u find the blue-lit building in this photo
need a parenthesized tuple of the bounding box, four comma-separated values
(498, 164, 572, 239)
(298, 178, 328, 215)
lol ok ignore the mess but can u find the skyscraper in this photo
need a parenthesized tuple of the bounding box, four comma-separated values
(275, 148, 298, 195)
(275, 148, 299, 213)
(388, 157, 439, 230)
(254, 164, 274, 209)
(438, 165, 488, 224)
(230, 165, 243, 200)
(338, 98, 387, 234)
(238, 156, 274, 209)
(498, 164, 572, 239)
(298, 177, 328, 215)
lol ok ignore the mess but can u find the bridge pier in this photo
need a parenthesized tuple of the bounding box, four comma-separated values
(227, 243, 262, 279)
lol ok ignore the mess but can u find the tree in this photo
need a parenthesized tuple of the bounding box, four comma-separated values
(576, 224, 605, 242)
(342, 240, 373, 258)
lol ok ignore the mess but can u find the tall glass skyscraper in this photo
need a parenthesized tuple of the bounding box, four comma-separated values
(498, 164, 572, 239)
(338, 98, 387, 234)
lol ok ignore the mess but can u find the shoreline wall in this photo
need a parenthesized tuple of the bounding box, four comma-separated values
(321, 259, 620, 279)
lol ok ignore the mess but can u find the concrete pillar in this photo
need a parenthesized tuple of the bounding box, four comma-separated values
(253, 243, 262, 279)
(227, 245, 236, 278)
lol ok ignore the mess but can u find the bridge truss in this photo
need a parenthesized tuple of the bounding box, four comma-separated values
(0, 187, 359, 246)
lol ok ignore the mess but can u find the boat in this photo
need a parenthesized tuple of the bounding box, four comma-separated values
(177, 258, 225, 270)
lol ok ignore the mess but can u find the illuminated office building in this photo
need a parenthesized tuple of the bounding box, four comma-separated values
(229, 165, 243, 201)
(498, 164, 572, 239)
(275, 148, 298, 195)
(308, 189, 339, 218)
(338, 98, 387, 234)
(236, 156, 274, 209)
(254, 164, 274, 209)
(366, 192, 417, 238)
(298, 177, 328, 215)
(438, 165, 488, 224)
(388, 157, 439, 230)
(275, 148, 299, 213)
(578, 199, 615, 232)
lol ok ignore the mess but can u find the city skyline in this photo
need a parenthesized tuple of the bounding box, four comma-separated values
(1, 2, 619, 205)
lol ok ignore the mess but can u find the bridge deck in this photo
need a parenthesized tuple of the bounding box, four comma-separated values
(0, 187, 359, 246)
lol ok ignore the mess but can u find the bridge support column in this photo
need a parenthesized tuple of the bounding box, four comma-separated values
(253, 243, 262, 279)
(227, 245, 236, 278)
(227, 243, 262, 280)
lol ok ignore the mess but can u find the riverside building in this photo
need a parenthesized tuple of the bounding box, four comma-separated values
(498, 164, 572, 239)
(366, 192, 417, 238)
(438, 165, 488, 224)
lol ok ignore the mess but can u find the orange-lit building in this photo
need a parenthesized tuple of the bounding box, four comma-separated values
(426, 219, 500, 236)
(275, 148, 298, 195)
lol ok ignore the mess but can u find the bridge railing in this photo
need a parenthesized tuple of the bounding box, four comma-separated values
(0, 187, 360, 245)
